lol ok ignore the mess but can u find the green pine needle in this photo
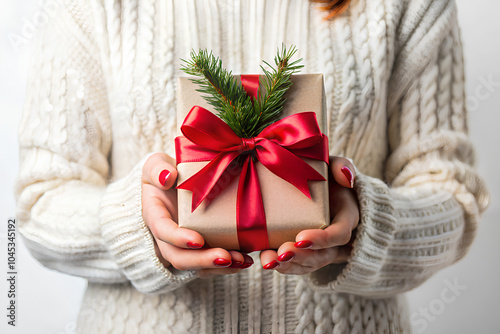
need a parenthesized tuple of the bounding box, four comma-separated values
(254, 45, 304, 134)
(180, 45, 303, 138)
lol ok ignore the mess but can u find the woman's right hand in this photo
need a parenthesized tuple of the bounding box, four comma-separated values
(141, 153, 253, 278)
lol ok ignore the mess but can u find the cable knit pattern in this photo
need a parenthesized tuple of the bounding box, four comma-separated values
(15, 0, 488, 333)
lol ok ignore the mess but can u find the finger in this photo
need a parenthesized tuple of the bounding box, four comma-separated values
(275, 262, 314, 275)
(329, 181, 358, 215)
(240, 253, 255, 269)
(143, 190, 205, 249)
(153, 237, 171, 268)
(329, 156, 355, 188)
(275, 248, 346, 275)
(275, 240, 352, 275)
(273, 242, 298, 272)
(158, 242, 233, 271)
(287, 247, 339, 266)
(276, 242, 297, 263)
(260, 249, 279, 270)
(295, 206, 358, 249)
(143, 152, 178, 190)
(228, 250, 245, 268)
(197, 254, 255, 278)
(334, 245, 352, 263)
(275, 245, 334, 274)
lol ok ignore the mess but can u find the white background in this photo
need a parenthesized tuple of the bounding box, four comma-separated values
(1, 1, 499, 333)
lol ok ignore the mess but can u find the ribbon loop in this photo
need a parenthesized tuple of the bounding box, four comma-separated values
(181, 106, 242, 151)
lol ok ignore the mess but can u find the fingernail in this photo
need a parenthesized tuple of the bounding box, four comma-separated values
(187, 242, 203, 249)
(294, 240, 313, 249)
(277, 251, 295, 262)
(229, 261, 243, 268)
(214, 258, 232, 267)
(159, 170, 171, 186)
(240, 262, 253, 269)
(263, 260, 279, 270)
(341, 166, 354, 188)
(240, 254, 254, 269)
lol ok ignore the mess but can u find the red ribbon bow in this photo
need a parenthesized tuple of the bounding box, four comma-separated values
(175, 75, 329, 252)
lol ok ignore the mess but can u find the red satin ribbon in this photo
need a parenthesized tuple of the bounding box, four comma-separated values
(240, 74, 261, 99)
(175, 75, 329, 252)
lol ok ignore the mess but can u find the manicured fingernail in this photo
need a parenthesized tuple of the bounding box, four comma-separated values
(341, 166, 354, 188)
(214, 258, 232, 267)
(187, 242, 203, 249)
(240, 254, 254, 269)
(240, 262, 253, 269)
(229, 260, 243, 268)
(277, 251, 295, 262)
(159, 170, 171, 186)
(294, 240, 313, 249)
(263, 260, 279, 270)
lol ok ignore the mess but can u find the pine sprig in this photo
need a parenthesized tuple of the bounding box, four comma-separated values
(254, 45, 304, 134)
(180, 45, 303, 138)
(180, 50, 253, 137)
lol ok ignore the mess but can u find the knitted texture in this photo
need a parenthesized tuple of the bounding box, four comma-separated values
(15, 0, 488, 333)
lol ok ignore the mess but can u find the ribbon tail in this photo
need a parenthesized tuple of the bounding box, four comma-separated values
(177, 151, 241, 211)
(237, 157, 269, 252)
(257, 140, 326, 198)
(180, 106, 242, 150)
(203, 161, 242, 208)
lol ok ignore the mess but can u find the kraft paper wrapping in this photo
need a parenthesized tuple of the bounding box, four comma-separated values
(176, 74, 329, 251)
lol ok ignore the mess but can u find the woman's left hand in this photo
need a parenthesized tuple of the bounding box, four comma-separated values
(260, 156, 359, 274)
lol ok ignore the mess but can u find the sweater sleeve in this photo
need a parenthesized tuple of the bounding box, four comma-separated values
(308, 0, 489, 296)
(14, 1, 196, 294)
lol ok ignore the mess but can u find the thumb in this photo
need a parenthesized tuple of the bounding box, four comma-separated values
(142, 153, 178, 190)
(329, 156, 355, 188)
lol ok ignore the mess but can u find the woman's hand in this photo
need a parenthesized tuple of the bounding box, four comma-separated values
(141, 153, 253, 279)
(259, 156, 359, 274)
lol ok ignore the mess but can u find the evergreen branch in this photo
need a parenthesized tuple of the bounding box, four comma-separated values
(180, 50, 252, 137)
(180, 46, 303, 138)
(253, 45, 304, 134)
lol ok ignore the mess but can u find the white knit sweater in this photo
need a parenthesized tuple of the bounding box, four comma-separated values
(15, 0, 489, 333)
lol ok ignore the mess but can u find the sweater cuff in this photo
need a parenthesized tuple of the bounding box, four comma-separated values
(99, 153, 197, 294)
(308, 171, 398, 296)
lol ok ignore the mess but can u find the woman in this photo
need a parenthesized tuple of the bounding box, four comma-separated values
(15, 0, 488, 332)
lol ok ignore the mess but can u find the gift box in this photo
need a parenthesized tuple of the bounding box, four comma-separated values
(175, 74, 329, 252)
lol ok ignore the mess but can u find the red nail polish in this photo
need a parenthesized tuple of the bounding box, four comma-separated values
(240, 254, 254, 269)
(277, 251, 295, 262)
(187, 242, 203, 249)
(214, 258, 232, 267)
(240, 262, 253, 269)
(294, 240, 313, 249)
(341, 166, 354, 188)
(263, 260, 279, 270)
(243, 254, 254, 264)
(159, 170, 171, 186)
(229, 261, 243, 268)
